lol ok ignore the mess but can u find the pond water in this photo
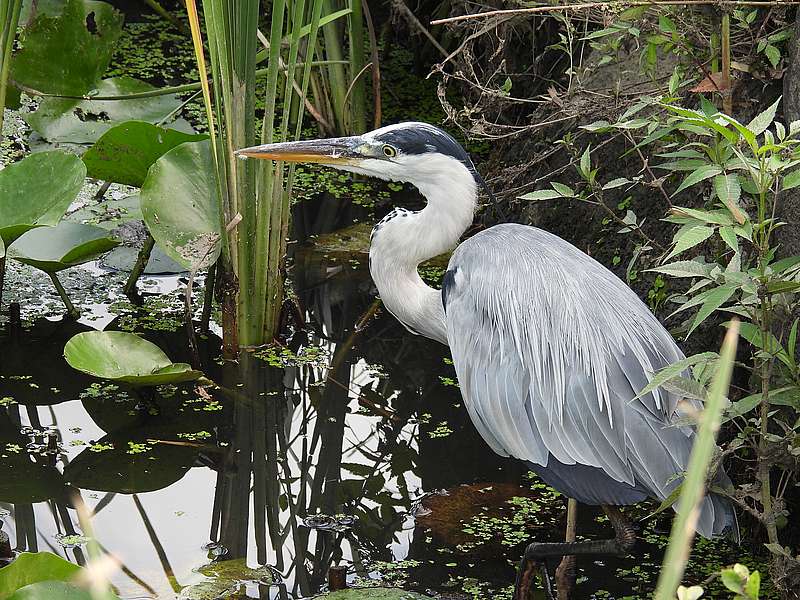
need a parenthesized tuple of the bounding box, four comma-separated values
(0, 189, 760, 600)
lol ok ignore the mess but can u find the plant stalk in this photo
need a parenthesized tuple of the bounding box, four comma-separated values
(123, 233, 156, 305)
(0, 0, 22, 142)
(48, 272, 79, 319)
(653, 321, 739, 600)
(721, 12, 732, 114)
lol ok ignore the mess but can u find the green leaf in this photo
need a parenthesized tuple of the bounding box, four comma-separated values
(713, 174, 746, 224)
(746, 97, 781, 137)
(0, 553, 81, 599)
(647, 261, 711, 278)
(0, 151, 86, 247)
(519, 189, 563, 201)
(764, 44, 781, 68)
(66, 195, 142, 230)
(674, 165, 722, 195)
(140, 140, 222, 270)
(11, 0, 123, 96)
(766, 280, 800, 294)
(719, 226, 739, 254)
(6, 581, 112, 600)
(635, 352, 719, 400)
(666, 225, 715, 260)
(550, 182, 575, 197)
(7, 222, 118, 273)
(687, 284, 736, 337)
(64, 331, 203, 386)
(579, 146, 591, 178)
(25, 77, 184, 144)
(602, 177, 632, 190)
(670, 207, 733, 226)
(782, 168, 800, 191)
(82, 121, 207, 187)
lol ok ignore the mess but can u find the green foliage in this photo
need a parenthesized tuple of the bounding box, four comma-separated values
(317, 590, 432, 599)
(0, 552, 81, 599)
(0, 151, 85, 247)
(7, 222, 118, 273)
(63, 331, 203, 386)
(25, 76, 184, 143)
(82, 121, 207, 186)
(11, 0, 123, 95)
(139, 139, 221, 270)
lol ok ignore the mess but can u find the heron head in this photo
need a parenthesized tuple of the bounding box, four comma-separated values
(235, 122, 485, 192)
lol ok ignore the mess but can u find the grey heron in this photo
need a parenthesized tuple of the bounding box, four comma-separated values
(236, 122, 738, 597)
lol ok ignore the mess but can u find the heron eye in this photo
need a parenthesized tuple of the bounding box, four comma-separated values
(382, 145, 397, 158)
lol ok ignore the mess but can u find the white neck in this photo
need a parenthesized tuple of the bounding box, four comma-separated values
(368, 155, 477, 344)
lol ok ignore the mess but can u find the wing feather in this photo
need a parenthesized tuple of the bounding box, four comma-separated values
(444, 223, 693, 500)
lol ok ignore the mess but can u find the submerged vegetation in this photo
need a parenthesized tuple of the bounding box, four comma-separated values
(1, 0, 800, 599)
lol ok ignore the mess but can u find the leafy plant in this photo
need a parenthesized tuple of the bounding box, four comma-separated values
(523, 93, 800, 583)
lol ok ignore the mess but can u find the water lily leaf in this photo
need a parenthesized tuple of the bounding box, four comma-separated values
(7, 581, 102, 600)
(63, 426, 198, 493)
(0, 552, 81, 599)
(63, 331, 203, 386)
(0, 151, 86, 246)
(11, 0, 123, 96)
(140, 140, 221, 270)
(102, 245, 186, 274)
(82, 121, 207, 187)
(25, 77, 183, 144)
(178, 559, 274, 600)
(66, 195, 142, 230)
(317, 590, 432, 599)
(7, 222, 118, 273)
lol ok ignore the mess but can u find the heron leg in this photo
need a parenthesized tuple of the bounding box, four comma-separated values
(512, 506, 636, 599)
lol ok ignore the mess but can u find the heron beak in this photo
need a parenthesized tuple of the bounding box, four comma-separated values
(234, 136, 365, 165)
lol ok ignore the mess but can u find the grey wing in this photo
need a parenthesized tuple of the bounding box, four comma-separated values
(443, 224, 697, 504)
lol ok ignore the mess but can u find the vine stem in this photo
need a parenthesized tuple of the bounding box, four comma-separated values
(431, 1, 800, 26)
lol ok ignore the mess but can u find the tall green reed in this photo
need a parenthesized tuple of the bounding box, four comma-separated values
(186, 0, 324, 353)
(653, 320, 739, 600)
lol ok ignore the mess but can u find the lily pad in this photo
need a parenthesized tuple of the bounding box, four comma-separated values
(12, 0, 124, 96)
(317, 589, 432, 599)
(66, 195, 142, 230)
(140, 140, 221, 270)
(7, 581, 98, 600)
(7, 222, 118, 273)
(63, 331, 203, 386)
(101, 245, 186, 274)
(0, 552, 81, 599)
(83, 121, 207, 187)
(25, 77, 183, 144)
(178, 559, 274, 600)
(63, 426, 198, 493)
(0, 151, 86, 246)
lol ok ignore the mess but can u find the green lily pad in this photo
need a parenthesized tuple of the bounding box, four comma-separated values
(66, 195, 142, 230)
(0, 151, 86, 247)
(140, 140, 221, 270)
(8, 581, 95, 600)
(178, 559, 274, 600)
(317, 589, 432, 599)
(0, 552, 81, 599)
(25, 77, 183, 144)
(63, 331, 203, 386)
(7, 222, 118, 273)
(83, 121, 207, 187)
(101, 245, 186, 274)
(12, 0, 123, 96)
(63, 426, 198, 493)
